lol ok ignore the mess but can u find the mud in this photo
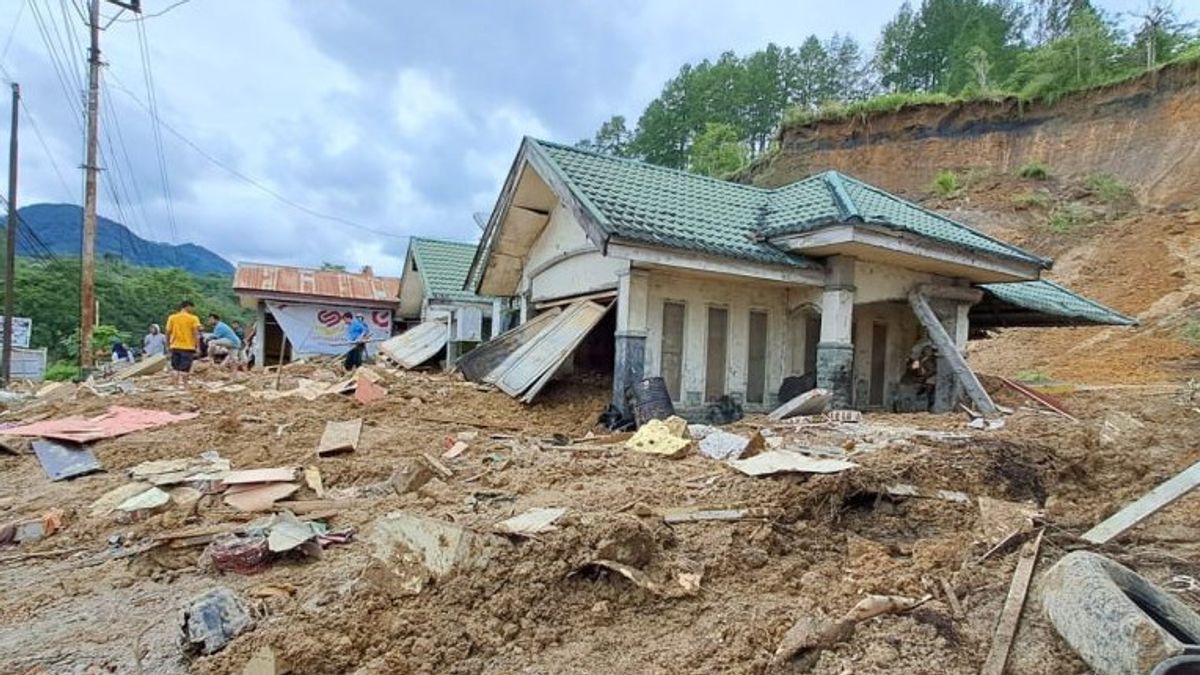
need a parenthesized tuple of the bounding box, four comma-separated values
(0, 362, 1197, 674)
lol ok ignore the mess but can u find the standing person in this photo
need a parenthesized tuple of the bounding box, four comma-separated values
(343, 313, 370, 372)
(205, 313, 242, 368)
(143, 324, 167, 357)
(165, 300, 202, 386)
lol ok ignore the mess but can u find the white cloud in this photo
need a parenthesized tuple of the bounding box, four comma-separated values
(391, 68, 464, 139)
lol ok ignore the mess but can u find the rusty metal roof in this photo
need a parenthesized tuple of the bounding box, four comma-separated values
(233, 263, 401, 306)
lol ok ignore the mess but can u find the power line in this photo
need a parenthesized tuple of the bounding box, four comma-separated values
(115, 0, 189, 22)
(0, 1, 27, 65)
(134, 17, 176, 242)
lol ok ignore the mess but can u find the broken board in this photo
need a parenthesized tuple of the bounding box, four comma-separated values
(486, 300, 610, 401)
(223, 483, 299, 512)
(727, 450, 857, 477)
(456, 307, 562, 383)
(379, 319, 448, 369)
(317, 419, 362, 456)
(32, 439, 101, 481)
(221, 468, 296, 484)
(981, 530, 1043, 675)
(1081, 459, 1200, 544)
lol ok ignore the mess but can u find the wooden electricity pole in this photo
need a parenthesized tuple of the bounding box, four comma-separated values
(3, 83, 18, 385)
(79, 0, 140, 369)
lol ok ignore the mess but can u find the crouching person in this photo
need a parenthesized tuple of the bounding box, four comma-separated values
(206, 313, 243, 368)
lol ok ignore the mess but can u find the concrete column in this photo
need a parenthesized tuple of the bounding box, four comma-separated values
(931, 298, 973, 413)
(613, 268, 650, 415)
(253, 301, 266, 369)
(816, 255, 855, 409)
(518, 294, 530, 324)
(490, 298, 503, 340)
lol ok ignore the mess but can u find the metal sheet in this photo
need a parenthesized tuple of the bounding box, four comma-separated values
(378, 319, 448, 369)
(32, 439, 102, 481)
(457, 307, 562, 382)
(486, 304, 591, 387)
(9, 407, 199, 444)
(490, 300, 608, 399)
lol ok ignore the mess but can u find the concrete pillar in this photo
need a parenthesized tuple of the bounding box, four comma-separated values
(931, 298, 973, 413)
(613, 268, 650, 415)
(490, 297, 503, 340)
(816, 255, 855, 409)
(518, 293, 530, 325)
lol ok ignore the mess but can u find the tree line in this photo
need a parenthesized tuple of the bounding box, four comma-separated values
(4, 257, 246, 370)
(577, 0, 1198, 177)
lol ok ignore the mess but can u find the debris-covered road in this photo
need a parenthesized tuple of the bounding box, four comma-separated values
(1, 362, 1198, 674)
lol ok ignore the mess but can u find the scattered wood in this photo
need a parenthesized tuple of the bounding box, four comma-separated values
(223, 483, 299, 512)
(494, 507, 567, 537)
(574, 559, 700, 598)
(221, 468, 296, 485)
(662, 507, 777, 524)
(940, 578, 963, 618)
(981, 530, 1044, 675)
(317, 419, 362, 456)
(420, 453, 454, 480)
(1081, 459, 1200, 545)
(771, 593, 931, 668)
(272, 499, 362, 515)
(442, 441, 469, 460)
(999, 377, 1077, 421)
(885, 483, 971, 504)
(411, 414, 524, 432)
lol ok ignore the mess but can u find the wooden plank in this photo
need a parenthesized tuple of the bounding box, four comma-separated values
(908, 291, 998, 416)
(662, 508, 777, 524)
(1081, 459, 1200, 544)
(317, 419, 362, 456)
(981, 530, 1043, 675)
(224, 483, 299, 512)
(221, 468, 296, 484)
(999, 377, 1077, 421)
(456, 307, 562, 382)
(484, 305, 578, 387)
(378, 319, 448, 369)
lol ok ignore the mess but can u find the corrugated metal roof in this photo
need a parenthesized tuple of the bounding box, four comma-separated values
(233, 263, 401, 305)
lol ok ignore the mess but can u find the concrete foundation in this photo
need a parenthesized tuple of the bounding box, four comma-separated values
(816, 342, 855, 409)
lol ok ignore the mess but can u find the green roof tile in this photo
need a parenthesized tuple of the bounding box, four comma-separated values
(409, 237, 486, 302)
(978, 280, 1137, 326)
(529, 139, 1051, 270)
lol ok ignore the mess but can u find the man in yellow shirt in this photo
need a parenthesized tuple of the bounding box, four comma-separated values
(165, 299, 202, 386)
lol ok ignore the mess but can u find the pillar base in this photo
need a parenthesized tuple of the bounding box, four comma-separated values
(612, 332, 646, 416)
(816, 341, 854, 409)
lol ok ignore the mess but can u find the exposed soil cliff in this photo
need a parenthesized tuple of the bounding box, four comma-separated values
(748, 61, 1200, 208)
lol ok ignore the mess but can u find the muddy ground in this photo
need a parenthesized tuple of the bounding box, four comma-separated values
(1, 363, 1198, 674)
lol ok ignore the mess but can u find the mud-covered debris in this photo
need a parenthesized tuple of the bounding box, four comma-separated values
(625, 418, 691, 458)
(267, 511, 325, 553)
(573, 559, 701, 598)
(768, 388, 832, 421)
(390, 459, 433, 495)
(116, 486, 171, 515)
(209, 535, 271, 575)
(223, 483, 299, 512)
(243, 645, 291, 675)
(32, 439, 102, 481)
(695, 429, 762, 461)
(366, 512, 499, 595)
(771, 594, 930, 669)
(317, 418, 362, 456)
(727, 450, 856, 477)
(495, 507, 567, 537)
(180, 587, 254, 656)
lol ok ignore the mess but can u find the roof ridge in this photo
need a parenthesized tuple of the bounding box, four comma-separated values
(836, 173, 1053, 268)
(410, 236, 480, 248)
(823, 171, 861, 221)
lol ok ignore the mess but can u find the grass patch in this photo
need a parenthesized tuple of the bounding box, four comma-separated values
(1015, 370, 1052, 384)
(1047, 203, 1092, 233)
(931, 170, 961, 197)
(1182, 320, 1200, 346)
(1011, 190, 1050, 210)
(783, 92, 960, 127)
(1017, 161, 1051, 180)
(45, 360, 80, 382)
(1085, 173, 1131, 203)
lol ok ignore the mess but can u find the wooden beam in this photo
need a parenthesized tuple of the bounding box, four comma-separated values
(1081, 459, 1200, 545)
(981, 530, 1043, 675)
(908, 291, 998, 416)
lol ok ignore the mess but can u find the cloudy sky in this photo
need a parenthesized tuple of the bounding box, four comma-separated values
(0, 0, 1192, 277)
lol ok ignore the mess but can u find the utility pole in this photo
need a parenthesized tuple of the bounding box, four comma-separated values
(79, 0, 141, 369)
(3, 83, 18, 386)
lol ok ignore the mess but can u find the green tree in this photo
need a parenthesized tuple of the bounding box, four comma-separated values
(1128, 1, 1194, 69)
(688, 123, 747, 177)
(876, 2, 923, 91)
(1007, 3, 1124, 96)
(741, 44, 788, 155)
(575, 115, 634, 156)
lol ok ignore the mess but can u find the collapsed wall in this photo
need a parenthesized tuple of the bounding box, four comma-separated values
(748, 61, 1200, 207)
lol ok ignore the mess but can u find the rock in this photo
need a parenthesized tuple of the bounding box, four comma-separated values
(180, 587, 253, 656)
(390, 460, 433, 495)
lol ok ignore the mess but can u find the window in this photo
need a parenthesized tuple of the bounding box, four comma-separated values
(705, 306, 728, 402)
(661, 302, 685, 401)
(869, 322, 888, 407)
(747, 310, 768, 404)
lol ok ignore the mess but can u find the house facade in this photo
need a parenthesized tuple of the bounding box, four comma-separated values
(466, 138, 1135, 415)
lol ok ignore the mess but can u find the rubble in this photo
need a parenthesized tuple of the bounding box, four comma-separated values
(180, 587, 254, 655)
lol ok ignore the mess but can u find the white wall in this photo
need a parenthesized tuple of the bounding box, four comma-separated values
(851, 302, 922, 409)
(855, 259, 935, 304)
(398, 254, 425, 319)
(644, 270, 805, 410)
(522, 203, 627, 302)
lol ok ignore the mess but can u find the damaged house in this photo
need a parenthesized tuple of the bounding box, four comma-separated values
(463, 138, 1136, 415)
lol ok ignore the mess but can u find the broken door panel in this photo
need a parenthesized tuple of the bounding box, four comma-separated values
(490, 300, 610, 400)
(379, 319, 448, 369)
(457, 307, 562, 382)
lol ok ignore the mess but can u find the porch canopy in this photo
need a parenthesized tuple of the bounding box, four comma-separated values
(970, 280, 1138, 332)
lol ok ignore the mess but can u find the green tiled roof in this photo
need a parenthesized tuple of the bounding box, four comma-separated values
(979, 280, 1138, 326)
(409, 237, 486, 302)
(529, 139, 1050, 269)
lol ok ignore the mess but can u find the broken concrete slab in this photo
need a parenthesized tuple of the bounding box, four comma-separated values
(696, 429, 760, 461)
(767, 388, 832, 421)
(112, 354, 167, 380)
(727, 450, 856, 477)
(389, 459, 433, 495)
(32, 439, 102, 481)
(317, 419, 362, 456)
(117, 486, 171, 513)
(181, 587, 254, 656)
(495, 507, 567, 537)
(128, 451, 230, 486)
(366, 512, 500, 596)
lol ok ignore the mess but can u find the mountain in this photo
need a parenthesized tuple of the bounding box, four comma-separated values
(0, 203, 234, 276)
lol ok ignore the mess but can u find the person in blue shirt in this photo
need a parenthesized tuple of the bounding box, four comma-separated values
(343, 313, 370, 371)
(206, 313, 243, 368)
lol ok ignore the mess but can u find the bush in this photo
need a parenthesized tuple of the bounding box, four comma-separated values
(1085, 173, 1131, 203)
(1011, 190, 1050, 209)
(931, 170, 960, 196)
(45, 360, 80, 382)
(1017, 161, 1051, 180)
(1048, 203, 1092, 232)
(1015, 370, 1051, 383)
(1183, 320, 1200, 346)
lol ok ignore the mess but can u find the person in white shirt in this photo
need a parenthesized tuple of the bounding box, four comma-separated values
(143, 323, 168, 357)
